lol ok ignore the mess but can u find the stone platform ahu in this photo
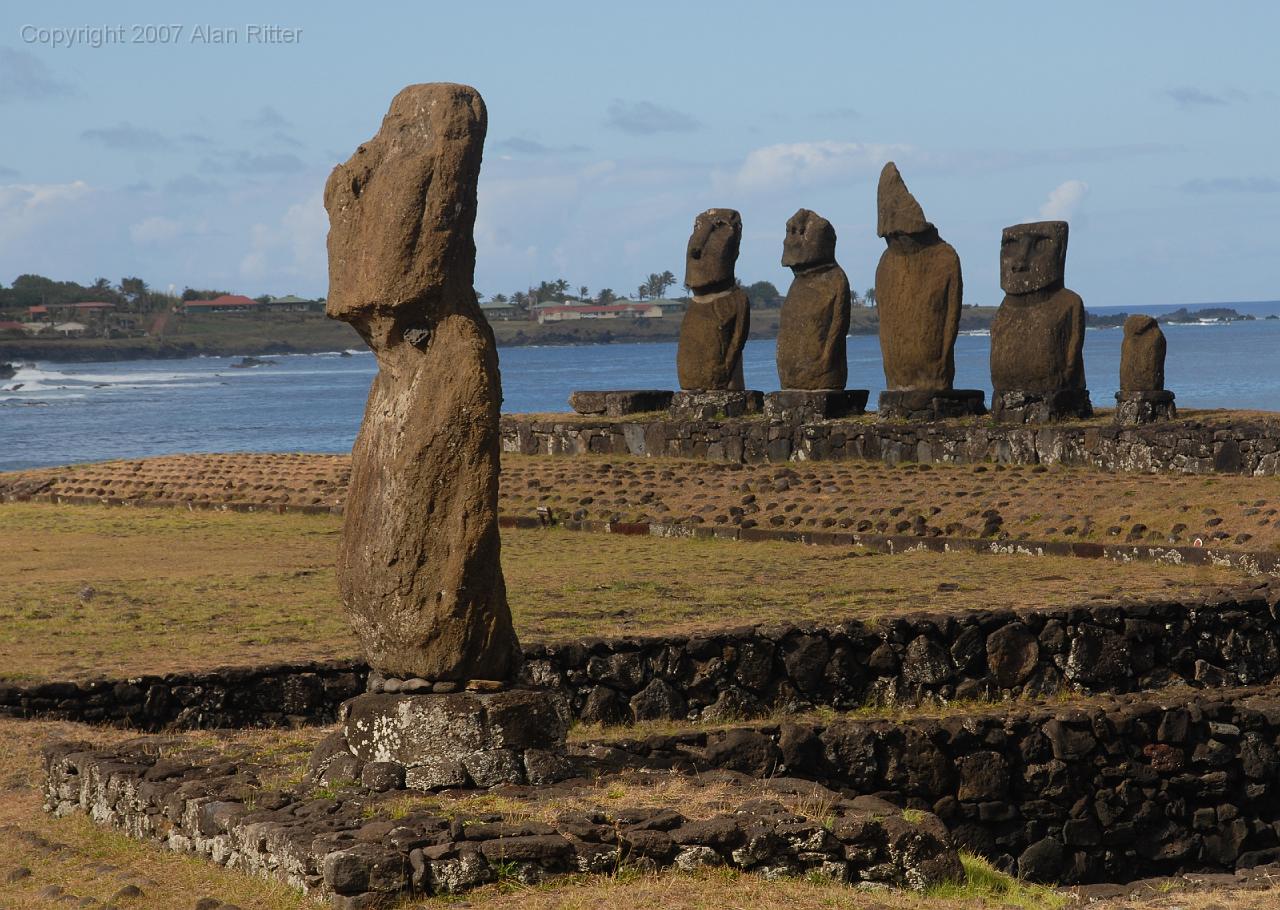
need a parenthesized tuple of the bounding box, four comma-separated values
(315, 83, 568, 789)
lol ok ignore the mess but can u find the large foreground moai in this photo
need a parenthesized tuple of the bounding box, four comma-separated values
(672, 209, 761, 418)
(314, 84, 569, 793)
(874, 163, 984, 419)
(1116, 314, 1176, 424)
(325, 83, 519, 683)
(989, 221, 1093, 422)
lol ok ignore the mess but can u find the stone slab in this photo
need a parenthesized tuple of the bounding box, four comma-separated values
(877, 389, 986, 421)
(992, 389, 1093, 424)
(330, 689, 571, 789)
(569, 389, 674, 417)
(764, 389, 869, 422)
(669, 390, 764, 420)
(1114, 390, 1177, 426)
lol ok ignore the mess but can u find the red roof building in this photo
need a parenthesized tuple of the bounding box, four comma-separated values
(537, 302, 663, 324)
(182, 295, 259, 313)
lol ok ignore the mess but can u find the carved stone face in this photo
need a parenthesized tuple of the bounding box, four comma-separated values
(782, 208, 837, 270)
(685, 208, 742, 291)
(1000, 221, 1068, 295)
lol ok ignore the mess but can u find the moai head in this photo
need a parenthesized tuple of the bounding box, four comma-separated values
(325, 83, 486, 350)
(1000, 221, 1068, 296)
(781, 208, 837, 270)
(685, 208, 742, 291)
(877, 162, 932, 239)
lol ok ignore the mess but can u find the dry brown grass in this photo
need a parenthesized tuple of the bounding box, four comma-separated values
(0, 501, 1243, 683)
(5, 448, 1280, 552)
(0, 717, 325, 910)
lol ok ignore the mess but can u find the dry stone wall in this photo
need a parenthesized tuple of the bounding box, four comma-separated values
(501, 413, 1280, 475)
(594, 688, 1280, 884)
(42, 742, 961, 907)
(8, 589, 1280, 731)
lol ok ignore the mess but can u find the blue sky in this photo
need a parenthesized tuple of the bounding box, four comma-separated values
(1, 1, 1278, 307)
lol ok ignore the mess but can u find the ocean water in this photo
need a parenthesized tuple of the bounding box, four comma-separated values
(3, 302, 1279, 472)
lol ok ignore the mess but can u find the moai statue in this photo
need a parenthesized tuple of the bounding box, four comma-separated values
(672, 209, 761, 418)
(765, 209, 867, 421)
(1116, 314, 1176, 424)
(874, 162, 984, 420)
(776, 208, 850, 390)
(989, 221, 1092, 422)
(314, 83, 568, 791)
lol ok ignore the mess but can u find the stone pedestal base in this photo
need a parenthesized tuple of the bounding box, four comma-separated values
(992, 389, 1093, 424)
(569, 389, 673, 417)
(669, 389, 764, 420)
(1115, 390, 1176, 426)
(877, 389, 986, 421)
(764, 389, 869, 422)
(310, 689, 573, 792)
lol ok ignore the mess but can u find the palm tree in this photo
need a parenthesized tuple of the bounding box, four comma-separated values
(864, 287, 877, 307)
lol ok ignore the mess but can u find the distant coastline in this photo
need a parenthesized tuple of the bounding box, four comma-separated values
(0, 304, 1258, 364)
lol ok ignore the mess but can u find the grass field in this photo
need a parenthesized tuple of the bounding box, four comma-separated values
(0, 501, 1242, 683)
(7, 450, 1280, 552)
(0, 497, 1273, 910)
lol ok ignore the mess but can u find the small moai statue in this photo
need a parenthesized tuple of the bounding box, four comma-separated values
(989, 220, 1092, 422)
(676, 208, 750, 390)
(764, 209, 868, 421)
(671, 209, 762, 418)
(776, 208, 850, 390)
(874, 162, 984, 420)
(1115, 314, 1176, 424)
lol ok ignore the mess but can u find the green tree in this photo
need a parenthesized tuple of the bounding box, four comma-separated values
(596, 288, 617, 304)
(864, 287, 876, 307)
(119, 276, 150, 310)
(639, 270, 676, 299)
(182, 287, 233, 301)
(744, 280, 782, 309)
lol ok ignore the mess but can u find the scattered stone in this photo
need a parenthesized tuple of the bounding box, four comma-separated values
(569, 390, 674, 417)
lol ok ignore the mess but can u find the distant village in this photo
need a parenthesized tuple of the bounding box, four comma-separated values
(1, 271, 880, 343)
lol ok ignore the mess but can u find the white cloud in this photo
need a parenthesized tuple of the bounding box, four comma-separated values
(130, 216, 182, 245)
(0, 180, 90, 215)
(717, 140, 913, 193)
(1039, 179, 1089, 220)
(239, 193, 327, 284)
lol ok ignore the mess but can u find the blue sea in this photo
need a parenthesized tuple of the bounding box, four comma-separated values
(3, 301, 1279, 472)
